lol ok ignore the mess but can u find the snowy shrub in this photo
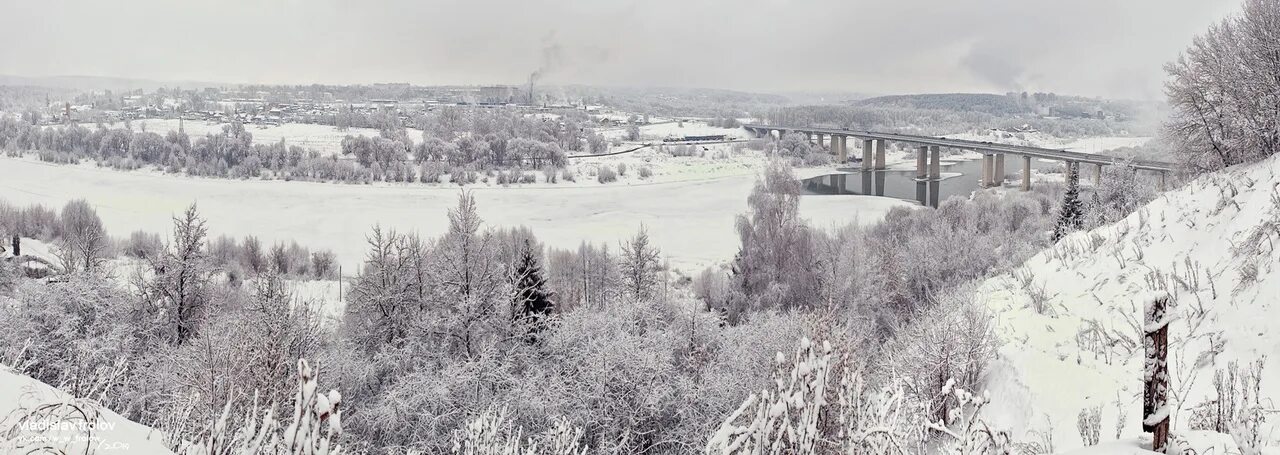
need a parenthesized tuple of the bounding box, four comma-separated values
(926, 380, 1014, 455)
(0, 260, 16, 294)
(836, 368, 929, 454)
(450, 166, 479, 185)
(137, 271, 324, 427)
(637, 166, 653, 179)
(800, 150, 830, 166)
(1, 274, 137, 402)
(420, 161, 447, 183)
(776, 133, 812, 159)
(175, 359, 344, 455)
(705, 337, 832, 454)
(560, 168, 576, 182)
(124, 229, 164, 260)
(1087, 164, 1156, 228)
(617, 163, 627, 176)
(596, 166, 617, 183)
(1076, 405, 1101, 446)
(542, 166, 558, 184)
(310, 250, 337, 279)
(451, 408, 587, 455)
(1189, 359, 1270, 453)
(878, 292, 996, 423)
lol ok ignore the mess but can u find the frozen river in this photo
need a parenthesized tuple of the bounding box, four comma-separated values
(0, 157, 908, 273)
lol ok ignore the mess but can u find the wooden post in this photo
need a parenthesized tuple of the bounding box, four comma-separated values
(1143, 293, 1170, 452)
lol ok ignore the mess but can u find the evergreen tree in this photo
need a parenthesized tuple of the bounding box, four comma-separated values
(1053, 162, 1085, 241)
(512, 239, 553, 342)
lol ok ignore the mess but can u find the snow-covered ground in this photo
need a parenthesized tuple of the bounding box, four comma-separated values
(0, 367, 173, 454)
(976, 154, 1280, 453)
(0, 154, 907, 275)
(82, 119, 423, 155)
(604, 120, 747, 141)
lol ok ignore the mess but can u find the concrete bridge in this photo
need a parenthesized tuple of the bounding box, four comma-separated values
(742, 124, 1176, 191)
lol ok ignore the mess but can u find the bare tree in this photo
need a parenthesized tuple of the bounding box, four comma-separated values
(620, 226, 662, 302)
(56, 199, 107, 273)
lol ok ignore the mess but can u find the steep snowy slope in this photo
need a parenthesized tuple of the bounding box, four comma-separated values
(0, 367, 174, 453)
(975, 155, 1280, 453)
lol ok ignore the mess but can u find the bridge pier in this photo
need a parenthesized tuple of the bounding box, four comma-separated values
(875, 139, 886, 170)
(916, 145, 928, 179)
(929, 145, 941, 180)
(1021, 155, 1032, 191)
(861, 139, 873, 171)
(994, 153, 1006, 186)
(838, 135, 847, 163)
(981, 153, 994, 187)
(1159, 171, 1166, 191)
(1093, 163, 1103, 186)
(816, 133, 825, 148)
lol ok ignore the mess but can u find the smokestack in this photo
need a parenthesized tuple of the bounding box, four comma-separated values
(527, 74, 535, 105)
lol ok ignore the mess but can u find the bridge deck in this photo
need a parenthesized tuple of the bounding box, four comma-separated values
(741, 124, 1176, 172)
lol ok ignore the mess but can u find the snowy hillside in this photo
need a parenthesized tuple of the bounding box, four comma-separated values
(0, 367, 173, 453)
(976, 155, 1280, 452)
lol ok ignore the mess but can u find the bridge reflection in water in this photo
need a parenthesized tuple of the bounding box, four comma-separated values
(801, 157, 1062, 207)
(804, 171, 941, 207)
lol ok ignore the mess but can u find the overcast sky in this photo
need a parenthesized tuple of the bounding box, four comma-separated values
(0, 0, 1240, 99)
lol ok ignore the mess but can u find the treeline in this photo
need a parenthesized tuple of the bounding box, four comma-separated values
(0, 106, 610, 184)
(766, 103, 1152, 137)
(854, 92, 1147, 119)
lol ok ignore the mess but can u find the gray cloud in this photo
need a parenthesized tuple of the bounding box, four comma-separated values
(0, 0, 1241, 98)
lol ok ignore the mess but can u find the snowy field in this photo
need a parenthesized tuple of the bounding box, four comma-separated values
(0, 155, 907, 275)
(82, 119, 424, 155)
(598, 120, 748, 142)
(975, 154, 1280, 452)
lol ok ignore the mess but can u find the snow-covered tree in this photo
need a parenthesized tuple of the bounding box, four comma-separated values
(56, 199, 107, 272)
(776, 132, 812, 159)
(619, 226, 662, 302)
(141, 204, 216, 345)
(730, 161, 820, 315)
(512, 239, 554, 342)
(1166, 0, 1280, 171)
(1053, 163, 1085, 241)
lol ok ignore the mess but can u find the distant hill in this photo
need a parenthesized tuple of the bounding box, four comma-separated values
(852, 92, 1148, 120)
(0, 74, 233, 92)
(855, 93, 1027, 115)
